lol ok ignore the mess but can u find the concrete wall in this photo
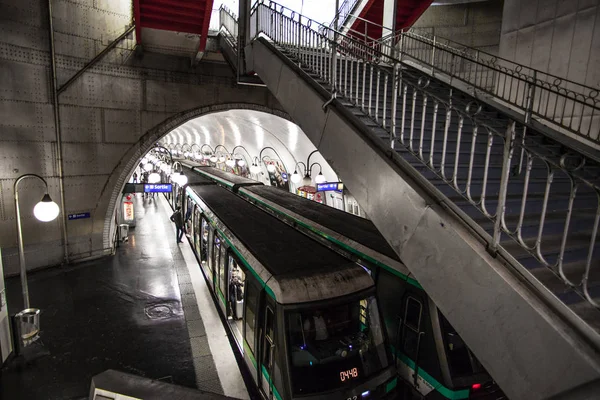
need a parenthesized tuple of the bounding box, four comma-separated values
(412, 0, 504, 54)
(499, 0, 600, 88)
(0, 0, 283, 276)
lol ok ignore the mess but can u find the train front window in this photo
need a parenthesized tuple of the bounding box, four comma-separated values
(286, 296, 389, 395)
(438, 311, 484, 379)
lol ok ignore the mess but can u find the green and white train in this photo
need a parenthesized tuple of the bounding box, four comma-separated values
(180, 164, 505, 400)
(177, 170, 399, 400)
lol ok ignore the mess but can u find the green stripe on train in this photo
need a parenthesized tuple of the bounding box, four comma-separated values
(243, 193, 422, 290)
(186, 187, 277, 301)
(392, 348, 470, 399)
(261, 365, 283, 400)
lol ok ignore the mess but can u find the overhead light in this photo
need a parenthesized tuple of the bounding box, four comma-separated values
(291, 170, 301, 183)
(141, 157, 148, 164)
(178, 172, 188, 186)
(195, 153, 202, 160)
(266, 164, 276, 173)
(218, 155, 226, 163)
(33, 194, 60, 222)
(210, 155, 218, 163)
(237, 159, 245, 167)
(315, 172, 327, 184)
(143, 163, 153, 172)
(184, 151, 189, 158)
(149, 172, 161, 183)
(225, 159, 235, 167)
(250, 164, 261, 174)
(170, 173, 179, 185)
(302, 175, 312, 186)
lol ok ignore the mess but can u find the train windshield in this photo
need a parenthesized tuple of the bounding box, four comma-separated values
(286, 296, 389, 395)
(438, 311, 485, 380)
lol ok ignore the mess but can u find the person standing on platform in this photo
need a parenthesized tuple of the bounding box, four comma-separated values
(133, 171, 138, 183)
(170, 206, 184, 243)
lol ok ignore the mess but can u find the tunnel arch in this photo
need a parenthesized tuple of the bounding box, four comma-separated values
(100, 103, 292, 250)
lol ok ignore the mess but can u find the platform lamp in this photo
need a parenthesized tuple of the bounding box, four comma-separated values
(258, 146, 289, 177)
(14, 174, 60, 310)
(170, 161, 188, 186)
(290, 150, 326, 184)
(150, 144, 174, 180)
(214, 144, 231, 165)
(190, 143, 203, 161)
(231, 145, 254, 168)
(181, 143, 192, 160)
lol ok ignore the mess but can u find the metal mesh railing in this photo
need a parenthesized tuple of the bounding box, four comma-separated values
(219, 6, 239, 44)
(244, 0, 600, 308)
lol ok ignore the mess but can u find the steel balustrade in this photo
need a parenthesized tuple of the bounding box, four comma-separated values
(374, 29, 600, 145)
(227, 0, 600, 309)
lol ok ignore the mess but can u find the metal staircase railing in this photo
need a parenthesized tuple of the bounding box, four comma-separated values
(374, 28, 600, 146)
(328, 0, 362, 31)
(244, 0, 600, 314)
(219, 5, 238, 46)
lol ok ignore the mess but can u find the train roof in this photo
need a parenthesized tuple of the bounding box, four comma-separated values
(179, 161, 214, 186)
(242, 186, 401, 262)
(192, 166, 262, 191)
(186, 184, 374, 304)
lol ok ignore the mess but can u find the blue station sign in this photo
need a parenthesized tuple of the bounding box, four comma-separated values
(144, 184, 172, 193)
(68, 212, 90, 220)
(316, 182, 344, 192)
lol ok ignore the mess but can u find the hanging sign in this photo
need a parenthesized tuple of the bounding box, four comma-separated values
(316, 182, 344, 193)
(68, 212, 90, 220)
(144, 184, 172, 193)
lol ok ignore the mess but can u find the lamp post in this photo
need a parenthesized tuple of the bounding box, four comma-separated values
(231, 145, 254, 168)
(14, 174, 60, 309)
(258, 146, 289, 176)
(171, 161, 188, 186)
(290, 150, 327, 184)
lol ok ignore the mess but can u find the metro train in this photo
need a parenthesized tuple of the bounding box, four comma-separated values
(175, 169, 399, 399)
(174, 162, 505, 400)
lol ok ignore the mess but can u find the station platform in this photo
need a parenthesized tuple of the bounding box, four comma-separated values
(0, 194, 249, 400)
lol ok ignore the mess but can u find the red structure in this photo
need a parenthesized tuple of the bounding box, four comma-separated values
(133, 0, 215, 53)
(348, 0, 433, 40)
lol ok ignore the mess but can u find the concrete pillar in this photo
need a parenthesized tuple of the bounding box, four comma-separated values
(381, 0, 397, 38)
(238, 0, 252, 74)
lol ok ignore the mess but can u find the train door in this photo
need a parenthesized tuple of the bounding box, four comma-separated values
(209, 231, 221, 290)
(193, 207, 201, 254)
(258, 297, 282, 400)
(199, 217, 210, 272)
(397, 295, 427, 391)
(243, 278, 260, 381)
(226, 253, 246, 348)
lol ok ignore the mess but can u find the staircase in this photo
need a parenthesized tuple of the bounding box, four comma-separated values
(223, 3, 600, 399)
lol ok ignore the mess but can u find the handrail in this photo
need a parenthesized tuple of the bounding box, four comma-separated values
(328, 0, 362, 31)
(245, 0, 600, 308)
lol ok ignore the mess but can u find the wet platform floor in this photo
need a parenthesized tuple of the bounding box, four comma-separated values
(0, 194, 246, 400)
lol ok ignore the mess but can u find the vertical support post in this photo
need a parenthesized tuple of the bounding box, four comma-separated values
(14, 188, 29, 309)
(331, 0, 340, 93)
(491, 121, 516, 254)
(47, 0, 69, 263)
(238, 0, 252, 78)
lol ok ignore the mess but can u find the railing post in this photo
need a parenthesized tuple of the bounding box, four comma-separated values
(297, 14, 302, 63)
(391, 62, 399, 148)
(430, 35, 436, 76)
(491, 121, 516, 254)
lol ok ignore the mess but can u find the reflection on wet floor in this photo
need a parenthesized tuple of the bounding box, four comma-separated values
(0, 193, 197, 399)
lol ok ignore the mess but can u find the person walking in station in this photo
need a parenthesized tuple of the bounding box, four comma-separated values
(132, 171, 138, 183)
(170, 206, 185, 243)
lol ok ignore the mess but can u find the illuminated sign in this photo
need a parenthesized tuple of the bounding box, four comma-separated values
(340, 367, 359, 382)
(144, 184, 172, 193)
(316, 182, 344, 192)
(123, 202, 134, 222)
(68, 212, 90, 220)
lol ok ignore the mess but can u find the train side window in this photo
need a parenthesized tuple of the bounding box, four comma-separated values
(401, 297, 423, 360)
(212, 233, 221, 275)
(200, 217, 209, 263)
(244, 280, 259, 354)
(227, 255, 245, 321)
(262, 305, 282, 395)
